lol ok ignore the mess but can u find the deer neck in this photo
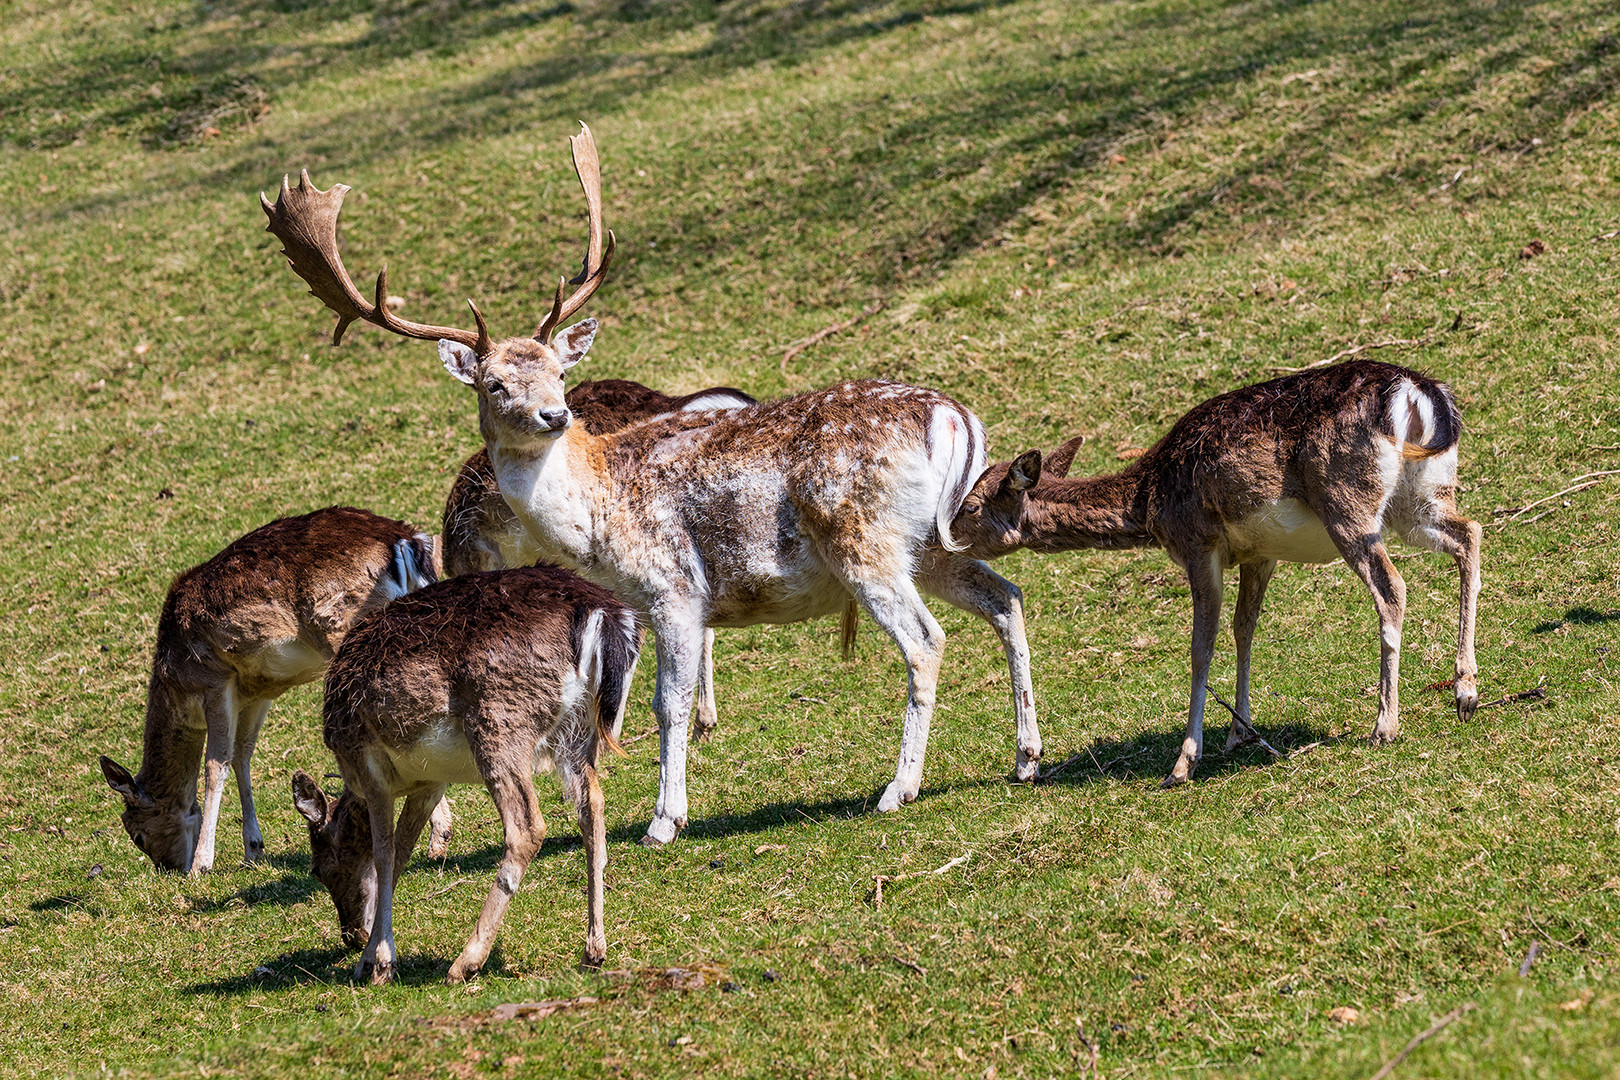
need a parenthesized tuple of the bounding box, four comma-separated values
(137, 675, 206, 807)
(487, 425, 608, 569)
(1024, 470, 1155, 552)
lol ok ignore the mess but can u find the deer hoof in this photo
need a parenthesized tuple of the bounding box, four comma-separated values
(643, 816, 681, 846)
(1367, 723, 1399, 746)
(876, 781, 916, 812)
(1159, 764, 1194, 789)
(580, 947, 605, 971)
(1454, 678, 1479, 719)
(445, 958, 476, 986)
(1011, 758, 1040, 784)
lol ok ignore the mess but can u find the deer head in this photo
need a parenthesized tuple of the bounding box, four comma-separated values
(952, 436, 1084, 558)
(263, 123, 615, 452)
(292, 770, 376, 950)
(100, 754, 201, 872)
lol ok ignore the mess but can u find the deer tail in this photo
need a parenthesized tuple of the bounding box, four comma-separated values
(1387, 376, 1463, 461)
(578, 607, 642, 758)
(930, 403, 987, 552)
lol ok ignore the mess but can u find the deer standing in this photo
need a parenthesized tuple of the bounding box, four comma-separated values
(292, 564, 642, 984)
(99, 507, 452, 874)
(263, 123, 1041, 846)
(441, 378, 758, 739)
(951, 360, 1482, 785)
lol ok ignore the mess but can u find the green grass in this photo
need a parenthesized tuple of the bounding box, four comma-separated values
(3, 0, 1618, 1075)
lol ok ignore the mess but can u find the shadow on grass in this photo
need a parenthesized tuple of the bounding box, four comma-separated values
(183, 941, 510, 994)
(1035, 722, 1334, 787)
(1533, 606, 1620, 633)
(29, 893, 87, 912)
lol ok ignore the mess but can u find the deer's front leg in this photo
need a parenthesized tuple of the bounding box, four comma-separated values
(644, 613, 703, 846)
(1166, 552, 1222, 788)
(357, 791, 398, 986)
(232, 698, 271, 863)
(576, 761, 608, 968)
(1225, 560, 1275, 752)
(191, 681, 239, 875)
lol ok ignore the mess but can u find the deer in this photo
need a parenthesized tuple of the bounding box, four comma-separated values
(441, 377, 759, 740)
(290, 564, 642, 984)
(99, 507, 454, 875)
(949, 359, 1483, 786)
(262, 122, 1042, 846)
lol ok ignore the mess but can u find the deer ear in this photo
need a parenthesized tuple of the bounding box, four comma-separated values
(291, 770, 330, 827)
(1045, 435, 1086, 480)
(552, 318, 597, 370)
(1006, 450, 1043, 493)
(439, 339, 478, 385)
(100, 756, 151, 808)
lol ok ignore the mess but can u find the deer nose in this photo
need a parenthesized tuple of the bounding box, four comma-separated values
(536, 407, 571, 431)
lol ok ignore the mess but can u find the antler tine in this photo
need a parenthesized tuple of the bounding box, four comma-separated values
(263, 169, 485, 352)
(534, 122, 614, 344)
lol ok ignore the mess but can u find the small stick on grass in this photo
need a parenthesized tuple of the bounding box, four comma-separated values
(1367, 1002, 1477, 1080)
(1210, 692, 1281, 757)
(1476, 685, 1548, 711)
(780, 302, 885, 377)
(891, 955, 926, 977)
(1493, 471, 1620, 527)
(1272, 336, 1432, 373)
(870, 852, 972, 908)
(1518, 941, 1540, 977)
(1075, 1015, 1101, 1079)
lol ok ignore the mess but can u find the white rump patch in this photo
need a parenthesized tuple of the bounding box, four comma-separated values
(1389, 378, 1436, 453)
(680, 392, 751, 412)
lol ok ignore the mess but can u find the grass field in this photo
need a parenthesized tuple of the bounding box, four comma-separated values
(3, 0, 1618, 1075)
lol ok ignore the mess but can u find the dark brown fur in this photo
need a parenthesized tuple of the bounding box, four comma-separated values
(299, 565, 642, 984)
(101, 507, 438, 873)
(954, 361, 1481, 784)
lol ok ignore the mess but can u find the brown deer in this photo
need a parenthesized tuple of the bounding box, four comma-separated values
(263, 123, 1041, 846)
(99, 507, 452, 874)
(291, 564, 642, 984)
(950, 360, 1482, 786)
(441, 378, 758, 739)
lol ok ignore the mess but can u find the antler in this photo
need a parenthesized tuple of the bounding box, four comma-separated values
(534, 122, 617, 344)
(261, 170, 490, 354)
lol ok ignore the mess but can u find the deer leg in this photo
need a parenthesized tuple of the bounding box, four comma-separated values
(848, 576, 946, 812)
(644, 614, 703, 846)
(447, 768, 545, 985)
(1426, 515, 1482, 719)
(1225, 560, 1276, 752)
(918, 553, 1042, 782)
(574, 760, 608, 968)
(426, 796, 454, 860)
(1332, 531, 1408, 745)
(392, 786, 448, 885)
(356, 790, 399, 985)
(191, 680, 240, 875)
(693, 628, 719, 741)
(1166, 552, 1223, 788)
(232, 697, 271, 863)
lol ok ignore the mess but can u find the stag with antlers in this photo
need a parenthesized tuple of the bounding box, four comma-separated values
(264, 124, 1043, 845)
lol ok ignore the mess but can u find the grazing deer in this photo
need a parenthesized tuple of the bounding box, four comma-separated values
(951, 360, 1482, 785)
(99, 507, 452, 874)
(263, 123, 1041, 846)
(291, 565, 642, 984)
(441, 378, 757, 739)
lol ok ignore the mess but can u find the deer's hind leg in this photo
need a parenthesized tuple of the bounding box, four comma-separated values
(447, 763, 546, 985)
(1224, 559, 1276, 752)
(393, 786, 449, 884)
(1324, 521, 1408, 745)
(918, 551, 1042, 782)
(1166, 551, 1223, 788)
(693, 628, 719, 741)
(1405, 509, 1482, 720)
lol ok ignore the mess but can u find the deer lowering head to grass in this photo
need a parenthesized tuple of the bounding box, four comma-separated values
(99, 507, 451, 874)
(265, 123, 1041, 846)
(292, 565, 641, 984)
(952, 360, 1482, 786)
(441, 378, 758, 740)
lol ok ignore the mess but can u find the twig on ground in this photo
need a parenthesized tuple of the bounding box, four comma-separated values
(1518, 941, 1540, 977)
(780, 302, 885, 377)
(1476, 685, 1548, 711)
(1075, 1015, 1101, 1079)
(1272, 336, 1432, 373)
(1493, 471, 1620, 526)
(1367, 1002, 1477, 1080)
(870, 851, 972, 908)
(422, 878, 468, 900)
(891, 955, 927, 977)
(1038, 746, 1148, 780)
(1210, 692, 1282, 757)
(620, 724, 660, 746)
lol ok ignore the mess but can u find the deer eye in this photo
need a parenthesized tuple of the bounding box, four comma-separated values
(486, 379, 506, 398)
(133, 833, 146, 850)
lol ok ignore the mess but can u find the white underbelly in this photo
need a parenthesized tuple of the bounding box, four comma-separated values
(382, 717, 485, 787)
(239, 638, 328, 688)
(1223, 498, 1341, 566)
